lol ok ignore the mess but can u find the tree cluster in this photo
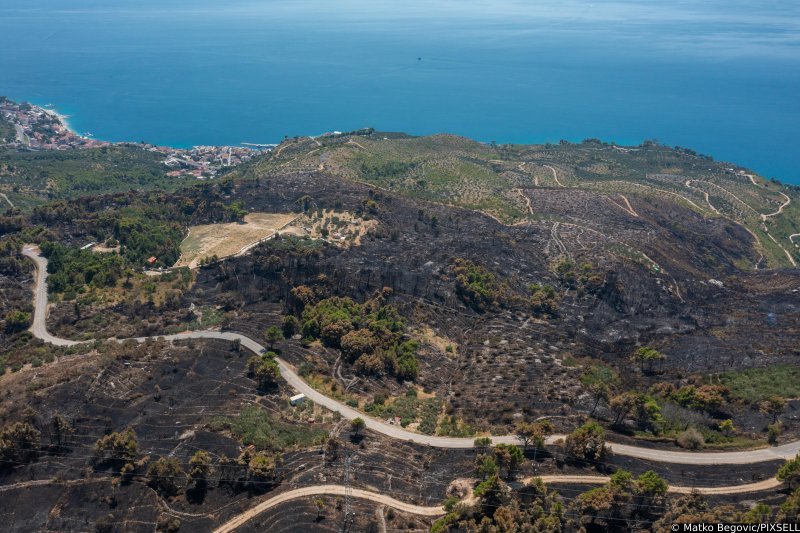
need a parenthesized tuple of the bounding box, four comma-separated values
(297, 292, 420, 380)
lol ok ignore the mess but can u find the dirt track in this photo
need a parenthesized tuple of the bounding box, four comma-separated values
(212, 485, 445, 533)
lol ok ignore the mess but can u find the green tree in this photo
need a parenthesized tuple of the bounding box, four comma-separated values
(282, 315, 299, 338)
(474, 436, 492, 453)
(147, 457, 184, 496)
(761, 395, 787, 423)
(94, 428, 137, 466)
(314, 498, 326, 521)
(264, 325, 282, 350)
(610, 392, 638, 427)
(0, 422, 41, 464)
(514, 420, 553, 453)
(476, 454, 499, 480)
(777, 488, 800, 522)
(247, 354, 280, 391)
(631, 346, 665, 374)
(742, 503, 771, 524)
(241, 449, 281, 483)
(636, 470, 668, 499)
(581, 364, 618, 415)
(187, 450, 212, 493)
(564, 422, 608, 463)
(49, 414, 73, 449)
(493, 444, 524, 480)
(768, 422, 783, 445)
(351, 417, 366, 437)
(474, 475, 511, 518)
(778, 454, 800, 491)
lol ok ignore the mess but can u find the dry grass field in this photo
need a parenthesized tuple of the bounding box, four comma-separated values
(176, 212, 298, 267)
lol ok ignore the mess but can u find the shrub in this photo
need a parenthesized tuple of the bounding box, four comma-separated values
(0, 422, 42, 463)
(768, 422, 783, 445)
(3, 310, 31, 333)
(351, 418, 366, 436)
(676, 427, 705, 449)
(529, 283, 560, 316)
(636, 470, 668, 496)
(718, 419, 735, 437)
(777, 454, 800, 491)
(214, 405, 327, 451)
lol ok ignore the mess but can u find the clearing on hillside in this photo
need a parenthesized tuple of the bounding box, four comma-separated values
(176, 212, 298, 268)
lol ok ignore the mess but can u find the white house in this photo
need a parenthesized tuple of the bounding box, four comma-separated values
(290, 393, 306, 406)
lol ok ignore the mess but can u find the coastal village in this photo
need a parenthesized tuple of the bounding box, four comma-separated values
(0, 97, 260, 179)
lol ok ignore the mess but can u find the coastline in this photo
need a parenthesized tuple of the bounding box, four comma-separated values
(0, 97, 260, 178)
(3, 97, 796, 187)
(40, 106, 78, 138)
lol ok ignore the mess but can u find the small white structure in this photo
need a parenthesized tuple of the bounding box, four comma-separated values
(289, 393, 306, 406)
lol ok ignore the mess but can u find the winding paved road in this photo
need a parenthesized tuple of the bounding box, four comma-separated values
(20, 246, 800, 464)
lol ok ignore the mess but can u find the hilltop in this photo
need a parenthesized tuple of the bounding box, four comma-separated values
(235, 131, 800, 270)
(0, 122, 799, 531)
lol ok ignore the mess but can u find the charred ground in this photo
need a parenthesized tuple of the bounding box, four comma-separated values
(0, 133, 799, 531)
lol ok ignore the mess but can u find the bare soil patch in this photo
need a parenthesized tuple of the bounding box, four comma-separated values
(176, 212, 298, 268)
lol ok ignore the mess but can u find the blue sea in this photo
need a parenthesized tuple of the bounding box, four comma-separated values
(1, 0, 799, 182)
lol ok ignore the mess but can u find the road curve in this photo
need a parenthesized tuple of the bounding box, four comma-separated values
(0, 192, 14, 209)
(213, 475, 781, 532)
(20, 246, 800, 464)
(23, 245, 81, 347)
(543, 165, 564, 187)
(212, 485, 445, 533)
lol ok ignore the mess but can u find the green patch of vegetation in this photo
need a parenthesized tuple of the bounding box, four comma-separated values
(298, 293, 420, 380)
(3, 309, 31, 334)
(165, 305, 224, 333)
(112, 208, 184, 267)
(714, 365, 800, 403)
(708, 365, 800, 403)
(528, 283, 560, 316)
(452, 258, 508, 312)
(0, 146, 182, 209)
(211, 404, 328, 451)
(40, 207, 186, 298)
(0, 337, 91, 380)
(437, 414, 476, 437)
(363, 389, 442, 435)
(42, 241, 126, 297)
(669, 384, 729, 414)
(358, 157, 417, 181)
(554, 259, 606, 294)
(257, 234, 325, 254)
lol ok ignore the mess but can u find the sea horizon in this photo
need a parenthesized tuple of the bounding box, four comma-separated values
(2, 0, 799, 183)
